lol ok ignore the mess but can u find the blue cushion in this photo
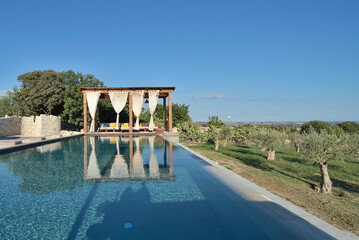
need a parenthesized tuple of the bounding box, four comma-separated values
(104, 123, 109, 128)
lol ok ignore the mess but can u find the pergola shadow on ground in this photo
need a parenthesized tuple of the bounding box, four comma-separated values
(80, 87, 175, 133)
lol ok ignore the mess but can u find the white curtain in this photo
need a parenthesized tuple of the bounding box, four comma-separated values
(110, 137, 129, 178)
(132, 91, 144, 130)
(87, 137, 101, 179)
(148, 91, 159, 131)
(109, 92, 128, 130)
(133, 137, 145, 178)
(86, 92, 101, 132)
(149, 136, 159, 178)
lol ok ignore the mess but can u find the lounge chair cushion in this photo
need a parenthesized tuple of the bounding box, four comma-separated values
(110, 123, 116, 128)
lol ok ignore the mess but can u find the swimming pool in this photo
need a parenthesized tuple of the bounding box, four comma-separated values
(0, 136, 337, 239)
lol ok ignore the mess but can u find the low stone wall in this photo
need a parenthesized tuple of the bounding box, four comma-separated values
(0, 116, 21, 136)
(0, 115, 61, 137)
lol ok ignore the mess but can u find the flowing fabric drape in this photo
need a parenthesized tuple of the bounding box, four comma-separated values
(110, 137, 129, 178)
(87, 137, 101, 179)
(148, 91, 159, 131)
(132, 91, 144, 130)
(86, 92, 101, 132)
(133, 137, 145, 178)
(109, 92, 128, 129)
(148, 136, 159, 178)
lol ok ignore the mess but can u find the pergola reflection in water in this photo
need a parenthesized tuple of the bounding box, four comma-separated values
(83, 135, 174, 182)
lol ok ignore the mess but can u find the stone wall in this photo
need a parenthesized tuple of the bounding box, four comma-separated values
(21, 116, 40, 136)
(0, 116, 21, 136)
(38, 115, 61, 136)
(0, 115, 61, 137)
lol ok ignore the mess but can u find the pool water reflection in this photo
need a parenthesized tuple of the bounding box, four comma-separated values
(84, 136, 173, 181)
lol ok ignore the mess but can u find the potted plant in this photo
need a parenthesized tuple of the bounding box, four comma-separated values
(155, 122, 165, 133)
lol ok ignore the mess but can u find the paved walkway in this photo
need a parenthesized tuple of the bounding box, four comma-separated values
(0, 133, 83, 152)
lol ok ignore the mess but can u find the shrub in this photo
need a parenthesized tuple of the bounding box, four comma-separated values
(336, 121, 359, 134)
(300, 121, 333, 134)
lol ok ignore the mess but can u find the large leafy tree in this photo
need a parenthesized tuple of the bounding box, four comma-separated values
(0, 92, 13, 117)
(61, 70, 104, 127)
(150, 103, 191, 127)
(300, 120, 333, 134)
(336, 121, 359, 134)
(13, 70, 65, 115)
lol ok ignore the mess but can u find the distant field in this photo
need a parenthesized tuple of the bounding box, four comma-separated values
(187, 143, 359, 235)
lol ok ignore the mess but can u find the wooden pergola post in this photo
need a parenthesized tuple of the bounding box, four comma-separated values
(169, 91, 173, 132)
(83, 92, 88, 133)
(163, 97, 167, 130)
(129, 91, 133, 133)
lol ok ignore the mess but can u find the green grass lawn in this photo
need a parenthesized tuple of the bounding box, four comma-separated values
(187, 142, 359, 235)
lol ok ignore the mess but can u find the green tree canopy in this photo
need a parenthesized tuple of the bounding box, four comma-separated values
(0, 92, 14, 117)
(336, 121, 359, 134)
(207, 116, 224, 128)
(300, 129, 348, 193)
(13, 70, 65, 115)
(249, 128, 287, 160)
(300, 120, 333, 134)
(61, 70, 104, 127)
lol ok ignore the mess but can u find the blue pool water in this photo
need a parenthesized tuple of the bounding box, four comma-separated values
(0, 136, 333, 239)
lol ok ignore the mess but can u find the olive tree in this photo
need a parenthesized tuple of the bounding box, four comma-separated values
(288, 133, 303, 152)
(221, 125, 231, 147)
(249, 128, 287, 160)
(300, 129, 349, 194)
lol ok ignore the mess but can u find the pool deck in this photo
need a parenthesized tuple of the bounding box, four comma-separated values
(0, 134, 357, 239)
(0, 133, 85, 153)
(0, 132, 172, 153)
(173, 141, 358, 240)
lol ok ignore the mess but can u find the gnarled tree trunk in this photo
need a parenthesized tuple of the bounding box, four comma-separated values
(223, 137, 228, 147)
(320, 161, 332, 194)
(267, 150, 275, 160)
(215, 135, 219, 151)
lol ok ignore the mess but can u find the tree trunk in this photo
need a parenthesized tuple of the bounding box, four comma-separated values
(320, 162, 332, 194)
(223, 137, 227, 147)
(215, 135, 219, 151)
(295, 144, 300, 152)
(267, 150, 275, 160)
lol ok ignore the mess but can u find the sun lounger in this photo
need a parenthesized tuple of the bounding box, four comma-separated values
(120, 123, 129, 132)
(98, 123, 116, 132)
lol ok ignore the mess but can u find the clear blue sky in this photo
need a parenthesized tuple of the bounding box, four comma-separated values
(0, 0, 358, 122)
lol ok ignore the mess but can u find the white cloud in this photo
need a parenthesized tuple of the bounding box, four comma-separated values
(0, 90, 9, 97)
(191, 92, 236, 99)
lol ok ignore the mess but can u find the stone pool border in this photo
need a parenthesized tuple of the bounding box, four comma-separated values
(170, 140, 358, 240)
(0, 133, 84, 154)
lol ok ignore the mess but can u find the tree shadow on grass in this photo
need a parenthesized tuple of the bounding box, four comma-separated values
(192, 144, 318, 190)
(331, 178, 359, 194)
(219, 148, 271, 171)
(279, 156, 304, 164)
(230, 145, 268, 159)
(306, 175, 359, 195)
